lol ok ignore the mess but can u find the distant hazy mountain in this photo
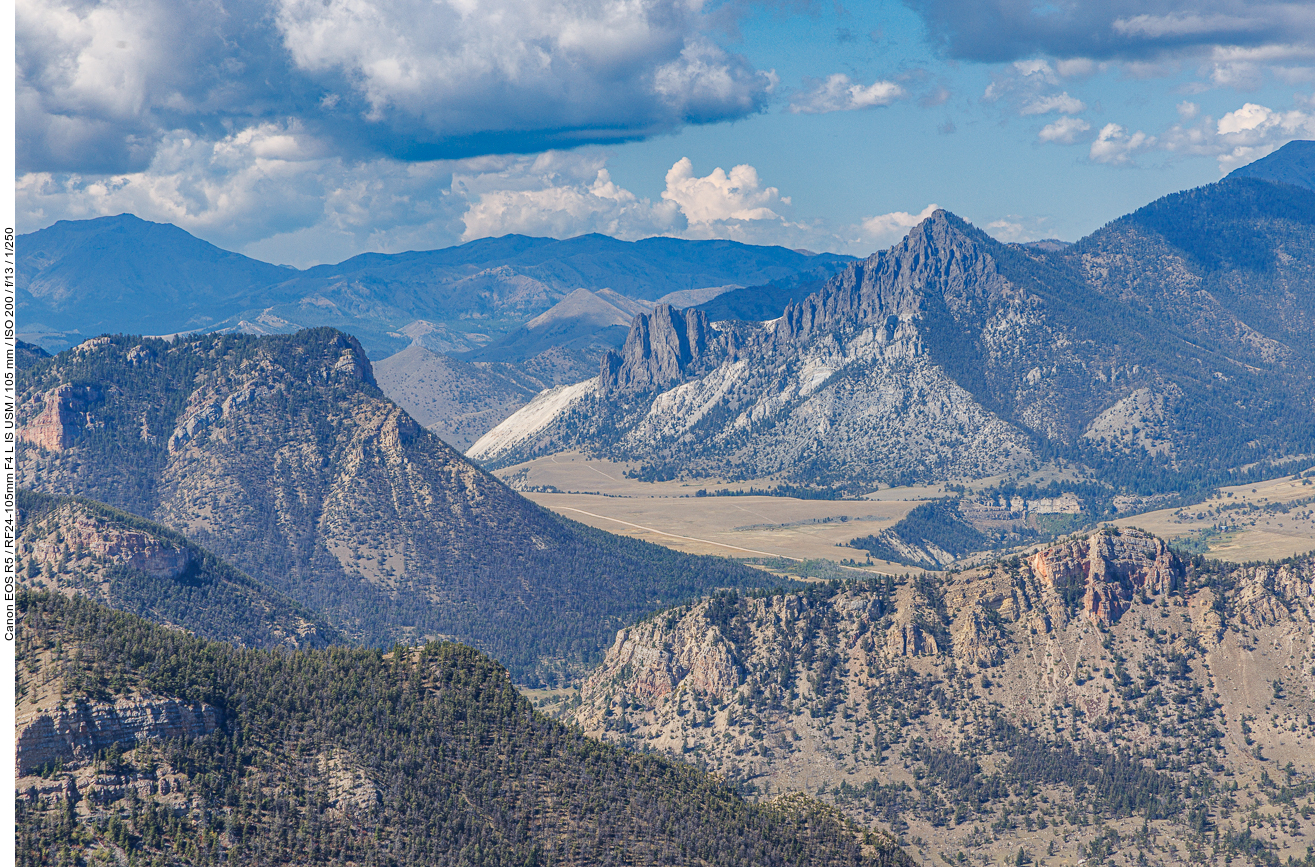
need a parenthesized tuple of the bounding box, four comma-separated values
(15, 340, 50, 369)
(18, 219, 851, 358)
(18, 214, 296, 350)
(1226, 138, 1315, 191)
(459, 284, 747, 388)
(472, 170, 1315, 492)
(16, 329, 776, 683)
(373, 345, 539, 450)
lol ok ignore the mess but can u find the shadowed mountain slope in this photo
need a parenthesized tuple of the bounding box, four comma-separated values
(18, 214, 296, 344)
(16, 329, 777, 684)
(16, 489, 343, 650)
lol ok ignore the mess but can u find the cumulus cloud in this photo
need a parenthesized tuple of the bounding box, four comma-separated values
(1038, 117, 1092, 144)
(1089, 123, 1156, 164)
(16, 122, 476, 265)
(783, 74, 909, 114)
(857, 204, 941, 249)
(983, 216, 1054, 243)
(985, 61, 1092, 120)
(661, 159, 789, 225)
(788, 74, 906, 114)
(460, 157, 807, 247)
(1158, 99, 1315, 171)
(18, 0, 774, 175)
(904, 0, 1315, 65)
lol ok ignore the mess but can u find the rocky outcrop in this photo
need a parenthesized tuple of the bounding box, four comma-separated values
(28, 514, 192, 580)
(599, 305, 727, 396)
(1226, 559, 1315, 628)
(1029, 529, 1182, 626)
(572, 529, 1315, 865)
(16, 697, 221, 775)
(586, 612, 743, 705)
(17, 384, 101, 452)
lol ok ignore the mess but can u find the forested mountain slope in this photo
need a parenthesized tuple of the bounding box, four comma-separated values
(473, 176, 1315, 492)
(15, 591, 912, 867)
(15, 329, 775, 684)
(16, 489, 342, 650)
(571, 528, 1315, 867)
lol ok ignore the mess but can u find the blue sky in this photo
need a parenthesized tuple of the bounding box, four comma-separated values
(17, 0, 1315, 267)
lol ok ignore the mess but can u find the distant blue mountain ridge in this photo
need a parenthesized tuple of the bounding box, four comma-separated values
(18, 216, 852, 357)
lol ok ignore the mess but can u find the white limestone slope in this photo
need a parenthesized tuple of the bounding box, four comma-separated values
(466, 379, 597, 462)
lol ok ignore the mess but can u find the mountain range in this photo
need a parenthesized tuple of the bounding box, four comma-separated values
(18, 220, 849, 359)
(14, 141, 1315, 867)
(472, 147, 1315, 497)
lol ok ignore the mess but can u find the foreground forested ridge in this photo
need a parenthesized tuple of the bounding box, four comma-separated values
(16, 329, 779, 684)
(15, 591, 912, 867)
(15, 488, 343, 650)
(572, 528, 1315, 867)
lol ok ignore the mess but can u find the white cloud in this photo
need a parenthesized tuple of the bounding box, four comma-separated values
(1112, 13, 1264, 40)
(1218, 102, 1275, 134)
(458, 155, 850, 250)
(459, 156, 679, 243)
(661, 159, 789, 225)
(1020, 92, 1086, 115)
(983, 217, 1051, 244)
(1089, 123, 1156, 164)
(788, 74, 905, 114)
(857, 204, 940, 249)
(984, 63, 1091, 120)
(1038, 117, 1091, 144)
(1213, 102, 1315, 169)
(1177, 101, 1200, 120)
(18, 0, 773, 174)
(1054, 58, 1099, 78)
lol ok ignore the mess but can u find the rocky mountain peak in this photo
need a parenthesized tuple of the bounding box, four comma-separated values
(599, 304, 726, 396)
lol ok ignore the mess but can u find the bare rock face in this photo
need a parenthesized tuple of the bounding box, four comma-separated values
(16, 697, 220, 776)
(584, 608, 743, 705)
(1029, 529, 1182, 626)
(28, 514, 192, 581)
(1226, 559, 1315, 628)
(17, 384, 101, 452)
(599, 305, 726, 396)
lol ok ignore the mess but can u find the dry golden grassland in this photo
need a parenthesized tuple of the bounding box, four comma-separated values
(495, 451, 941, 569)
(1115, 472, 1315, 561)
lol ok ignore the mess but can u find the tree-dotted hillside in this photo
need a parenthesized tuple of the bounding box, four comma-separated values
(16, 489, 344, 651)
(571, 529, 1315, 867)
(15, 591, 912, 867)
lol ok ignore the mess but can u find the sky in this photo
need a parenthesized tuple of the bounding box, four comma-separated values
(16, 0, 1315, 268)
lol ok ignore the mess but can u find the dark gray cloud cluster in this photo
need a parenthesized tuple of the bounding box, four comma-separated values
(18, 0, 774, 174)
(904, 0, 1315, 63)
